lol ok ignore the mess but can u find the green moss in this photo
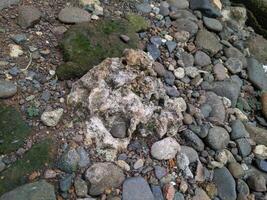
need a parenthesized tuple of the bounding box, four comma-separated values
(125, 13, 150, 32)
(56, 15, 149, 80)
(0, 105, 31, 154)
(0, 139, 56, 195)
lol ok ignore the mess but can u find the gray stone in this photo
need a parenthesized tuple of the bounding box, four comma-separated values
(151, 137, 180, 160)
(110, 117, 128, 138)
(154, 166, 167, 180)
(60, 174, 74, 192)
(247, 58, 267, 91)
(213, 167, 237, 200)
(203, 16, 223, 32)
(194, 51, 211, 67)
(181, 129, 205, 151)
(58, 148, 80, 173)
(18, 6, 41, 28)
(245, 124, 267, 145)
(9, 67, 20, 76)
(151, 185, 164, 200)
(200, 104, 212, 118)
(174, 192, 185, 200)
(195, 29, 222, 56)
(236, 138, 251, 157)
(167, 0, 189, 9)
(225, 57, 243, 74)
(180, 145, 199, 163)
(11, 34, 27, 44)
(136, 3, 152, 13)
(166, 41, 177, 53)
(237, 179, 250, 197)
(153, 62, 166, 77)
(41, 108, 64, 127)
(0, 0, 20, 10)
(179, 51, 194, 67)
(206, 126, 230, 150)
(164, 71, 175, 86)
(0, 180, 56, 200)
(228, 162, 244, 178)
(58, 7, 91, 23)
(213, 63, 227, 81)
(74, 177, 88, 197)
(147, 43, 161, 60)
(160, 1, 170, 16)
(174, 19, 198, 37)
(247, 174, 267, 192)
(230, 120, 249, 140)
(85, 162, 125, 196)
(224, 47, 247, 67)
(122, 177, 154, 200)
(77, 147, 90, 168)
(204, 92, 225, 122)
(165, 86, 179, 97)
(190, 0, 222, 18)
(0, 80, 17, 98)
(170, 9, 197, 21)
(150, 36, 163, 47)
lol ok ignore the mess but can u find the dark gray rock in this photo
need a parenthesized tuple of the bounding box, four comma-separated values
(181, 129, 205, 151)
(58, 148, 80, 173)
(255, 159, 267, 173)
(164, 71, 175, 86)
(110, 117, 128, 138)
(247, 58, 267, 91)
(180, 145, 199, 163)
(169, 9, 197, 21)
(230, 120, 249, 140)
(153, 62, 166, 77)
(150, 36, 162, 47)
(147, 43, 161, 60)
(206, 126, 230, 150)
(74, 177, 88, 197)
(194, 51, 211, 67)
(204, 92, 225, 122)
(11, 34, 27, 44)
(60, 174, 74, 192)
(247, 174, 267, 192)
(174, 19, 198, 37)
(0, 80, 17, 98)
(85, 162, 125, 196)
(224, 47, 247, 67)
(213, 167, 237, 200)
(0, 180, 56, 200)
(77, 147, 90, 168)
(165, 86, 180, 97)
(236, 138, 251, 157)
(160, 1, 170, 16)
(237, 179, 250, 197)
(225, 57, 243, 74)
(166, 41, 177, 53)
(167, 0, 189, 9)
(122, 177, 154, 200)
(189, 0, 222, 18)
(151, 185, 164, 200)
(179, 51, 194, 67)
(0, 0, 20, 10)
(203, 16, 223, 32)
(195, 29, 222, 56)
(18, 6, 41, 28)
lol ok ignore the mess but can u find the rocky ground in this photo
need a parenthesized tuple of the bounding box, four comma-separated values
(1, 0, 267, 199)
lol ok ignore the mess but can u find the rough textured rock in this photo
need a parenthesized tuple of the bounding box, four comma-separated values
(122, 177, 154, 200)
(0, 80, 17, 98)
(0, 180, 56, 200)
(41, 108, 64, 127)
(0, 0, 20, 10)
(67, 50, 184, 160)
(58, 7, 91, 23)
(85, 162, 125, 196)
(17, 6, 41, 28)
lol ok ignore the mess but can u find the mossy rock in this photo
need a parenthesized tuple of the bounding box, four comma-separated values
(0, 139, 56, 195)
(56, 14, 149, 80)
(0, 105, 31, 154)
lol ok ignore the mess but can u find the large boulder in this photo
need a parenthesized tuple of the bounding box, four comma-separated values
(56, 14, 149, 80)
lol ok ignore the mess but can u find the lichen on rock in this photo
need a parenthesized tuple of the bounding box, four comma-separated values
(67, 49, 184, 161)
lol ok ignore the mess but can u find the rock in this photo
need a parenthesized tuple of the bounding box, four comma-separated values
(185, 67, 199, 78)
(237, 179, 250, 197)
(0, 180, 56, 200)
(190, 0, 221, 17)
(254, 145, 267, 159)
(174, 19, 198, 37)
(203, 16, 223, 32)
(236, 138, 251, 157)
(180, 51, 194, 67)
(245, 124, 267, 145)
(194, 51, 211, 67)
(151, 185, 164, 200)
(0, 0, 20, 10)
(225, 57, 243, 74)
(85, 162, 125, 196)
(230, 120, 250, 140)
(135, 3, 152, 13)
(208, 80, 241, 107)
(166, 41, 177, 53)
(176, 153, 193, 178)
(206, 126, 230, 150)
(154, 166, 167, 180)
(60, 174, 74, 192)
(9, 44, 23, 57)
(11, 34, 27, 44)
(204, 92, 225, 122)
(116, 160, 130, 171)
(180, 145, 199, 163)
(133, 159, 144, 169)
(228, 162, 244, 178)
(77, 147, 90, 168)
(224, 47, 247, 67)
(147, 43, 161, 60)
(247, 174, 267, 192)
(181, 129, 205, 151)
(174, 31, 190, 43)
(153, 62, 166, 77)
(58, 7, 91, 24)
(17, 6, 41, 28)
(110, 117, 128, 138)
(58, 148, 80, 173)
(41, 108, 64, 127)
(151, 137, 181, 160)
(174, 67, 185, 79)
(213, 167, 237, 200)
(195, 29, 222, 56)
(174, 192, 185, 200)
(192, 188, 211, 200)
(160, 1, 170, 16)
(167, 0, 189, 9)
(213, 63, 227, 80)
(122, 177, 154, 200)
(74, 177, 88, 197)
(255, 159, 267, 173)
(164, 70, 176, 85)
(247, 35, 267, 64)
(165, 86, 180, 97)
(0, 80, 17, 98)
(163, 183, 176, 200)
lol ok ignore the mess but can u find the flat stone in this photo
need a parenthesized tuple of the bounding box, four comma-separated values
(179, 51, 194, 67)
(74, 177, 88, 197)
(180, 145, 199, 163)
(60, 174, 74, 192)
(110, 117, 128, 138)
(247, 35, 267, 64)
(85, 162, 125, 196)
(192, 188, 211, 200)
(245, 124, 267, 145)
(213, 63, 227, 80)
(247, 174, 267, 192)
(167, 0, 189, 9)
(213, 167, 237, 200)
(174, 19, 198, 37)
(204, 92, 225, 122)
(0, 80, 17, 98)
(206, 126, 230, 150)
(255, 159, 267, 173)
(236, 138, 251, 157)
(147, 43, 161, 60)
(58, 7, 91, 23)
(11, 34, 27, 44)
(160, 1, 170, 16)
(225, 57, 243, 74)
(195, 29, 222, 56)
(151, 137, 181, 160)
(153, 62, 166, 77)
(0, 0, 20, 10)
(190, 0, 221, 18)
(203, 16, 223, 32)
(230, 120, 249, 140)
(166, 41, 177, 53)
(228, 162, 244, 178)
(151, 185, 164, 200)
(154, 166, 167, 180)
(0, 180, 56, 200)
(17, 6, 41, 28)
(135, 3, 152, 13)
(224, 47, 247, 67)
(58, 148, 80, 173)
(122, 177, 154, 200)
(181, 129, 205, 151)
(194, 51, 211, 67)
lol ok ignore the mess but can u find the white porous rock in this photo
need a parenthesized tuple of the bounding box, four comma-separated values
(41, 108, 64, 127)
(254, 145, 267, 159)
(67, 49, 184, 161)
(151, 137, 181, 160)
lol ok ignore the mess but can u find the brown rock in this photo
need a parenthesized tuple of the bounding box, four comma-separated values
(245, 124, 267, 145)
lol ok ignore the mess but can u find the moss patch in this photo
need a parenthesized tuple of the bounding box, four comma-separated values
(0, 105, 31, 154)
(0, 139, 56, 195)
(56, 14, 149, 80)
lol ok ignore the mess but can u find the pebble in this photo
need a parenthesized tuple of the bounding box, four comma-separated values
(77, 147, 90, 168)
(44, 169, 57, 179)
(154, 166, 167, 180)
(213, 63, 227, 80)
(185, 67, 199, 78)
(58, 148, 80, 173)
(230, 120, 249, 140)
(160, 1, 170, 16)
(237, 179, 250, 197)
(227, 162, 244, 178)
(166, 41, 177, 53)
(41, 108, 64, 127)
(17, 6, 41, 28)
(60, 174, 74, 192)
(179, 51, 194, 67)
(147, 43, 161, 60)
(120, 34, 130, 43)
(151, 185, 164, 200)
(255, 159, 267, 172)
(235, 138, 251, 158)
(133, 159, 144, 169)
(164, 71, 175, 85)
(192, 188, 211, 200)
(167, 0, 189, 9)
(165, 86, 180, 97)
(74, 177, 88, 197)
(0, 160, 6, 172)
(261, 91, 267, 120)
(174, 192, 185, 200)
(247, 174, 267, 192)
(9, 44, 23, 57)
(151, 137, 180, 160)
(203, 16, 223, 32)
(0, 80, 17, 98)
(206, 126, 230, 150)
(116, 160, 130, 171)
(58, 7, 91, 23)
(254, 145, 267, 159)
(175, 19, 198, 37)
(85, 162, 125, 196)
(11, 34, 27, 44)
(163, 183, 176, 200)
(181, 129, 205, 152)
(180, 145, 199, 163)
(225, 57, 243, 74)
(110, 117, 128, 138)
(0, 0, 20, 10)
(194, 51, 211, 67)
(153, 62, 166, 77)
(122, 177, 154, 200)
